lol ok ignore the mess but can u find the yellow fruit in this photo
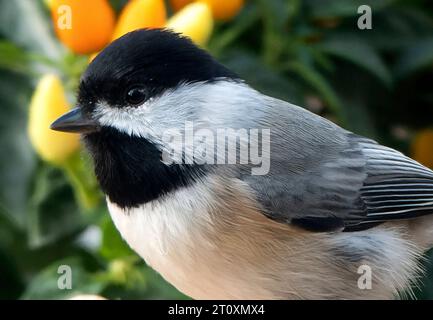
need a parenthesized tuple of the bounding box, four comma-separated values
(44, 0, 56, 9)
(50, 0, 115, 54)
(28, 74, 80, 164)
(412, 129, 433, 169)
(170, 0, 194, 11)
(166, 2, 214, 46)
(112, 0, 167, 41)
(89, 52, 99, 64)
(199, 0, 244, 20)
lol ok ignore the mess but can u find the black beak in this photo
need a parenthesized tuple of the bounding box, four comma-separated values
(50, 107, 100, 134)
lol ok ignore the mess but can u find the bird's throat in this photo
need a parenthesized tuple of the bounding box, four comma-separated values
(83, 127, 206, 208)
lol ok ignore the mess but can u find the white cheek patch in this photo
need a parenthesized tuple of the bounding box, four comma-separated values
(93, 100, 158, 139)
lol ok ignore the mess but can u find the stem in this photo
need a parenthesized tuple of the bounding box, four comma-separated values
(62, 152, 101, 212)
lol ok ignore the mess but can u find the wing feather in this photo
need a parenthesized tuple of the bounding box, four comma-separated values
(241, 101, 433, 232)
(345, 138, 433, 229)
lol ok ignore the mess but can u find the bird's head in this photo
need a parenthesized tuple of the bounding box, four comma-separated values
(51, 28, 241, 139)
(50, 29, 250, 207)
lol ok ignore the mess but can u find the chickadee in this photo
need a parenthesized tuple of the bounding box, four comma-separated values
(51, 29, 433, 300)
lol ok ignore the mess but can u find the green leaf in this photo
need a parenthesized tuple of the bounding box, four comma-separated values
(318, 37, 393, 87)
(305, 0, 394, 18)
(257, 0, 293, 65)
(338, 94, 378, 139)
(361, 8, 433, 51)
(100, 216, 136, 260)
(394, 37, 433, 78)
(134, 265, 189, 300)
(0, 41, 32, 74)
(0, 71, 36, 228)
(102, 264, 188, 300)
(210, 5, 260, 56)
(257, 0, 292, 30)
(0, 0, 62, 59)
(221, 49, 303, 104)
(62, 152, 102, 211)
(0, 246, 24, 299)
(27, 164, 86, 248)
(21, 257, 105, 299)
(0, 39, 58, 76)
(286, 61, 346, 125)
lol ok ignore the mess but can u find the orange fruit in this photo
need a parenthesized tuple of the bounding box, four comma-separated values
(412, 129, 433, 169)
(112, 0, 167, 41)
(199, 0, 244, 20)
(170, 0, 194, 11)
(50, 0, 115, 54)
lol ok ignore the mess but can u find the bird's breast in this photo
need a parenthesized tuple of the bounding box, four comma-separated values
(106, 176, 279, 299)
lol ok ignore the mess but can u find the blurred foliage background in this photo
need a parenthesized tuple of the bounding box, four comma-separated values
(0, 0, 433, 300)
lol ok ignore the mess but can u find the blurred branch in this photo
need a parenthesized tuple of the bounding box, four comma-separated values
(256, 0, 293, 66)
(317, 37, 393, 88)
(394, 37, 433, 78)
(284, 61, 346, 125)
(210, 5, 259, 57)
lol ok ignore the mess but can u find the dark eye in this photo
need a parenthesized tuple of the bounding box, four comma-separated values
(126, 86, 147, 105)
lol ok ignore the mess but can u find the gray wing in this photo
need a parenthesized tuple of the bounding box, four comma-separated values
(241, 100, 433, 232)
(354, 136, 433, 228)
